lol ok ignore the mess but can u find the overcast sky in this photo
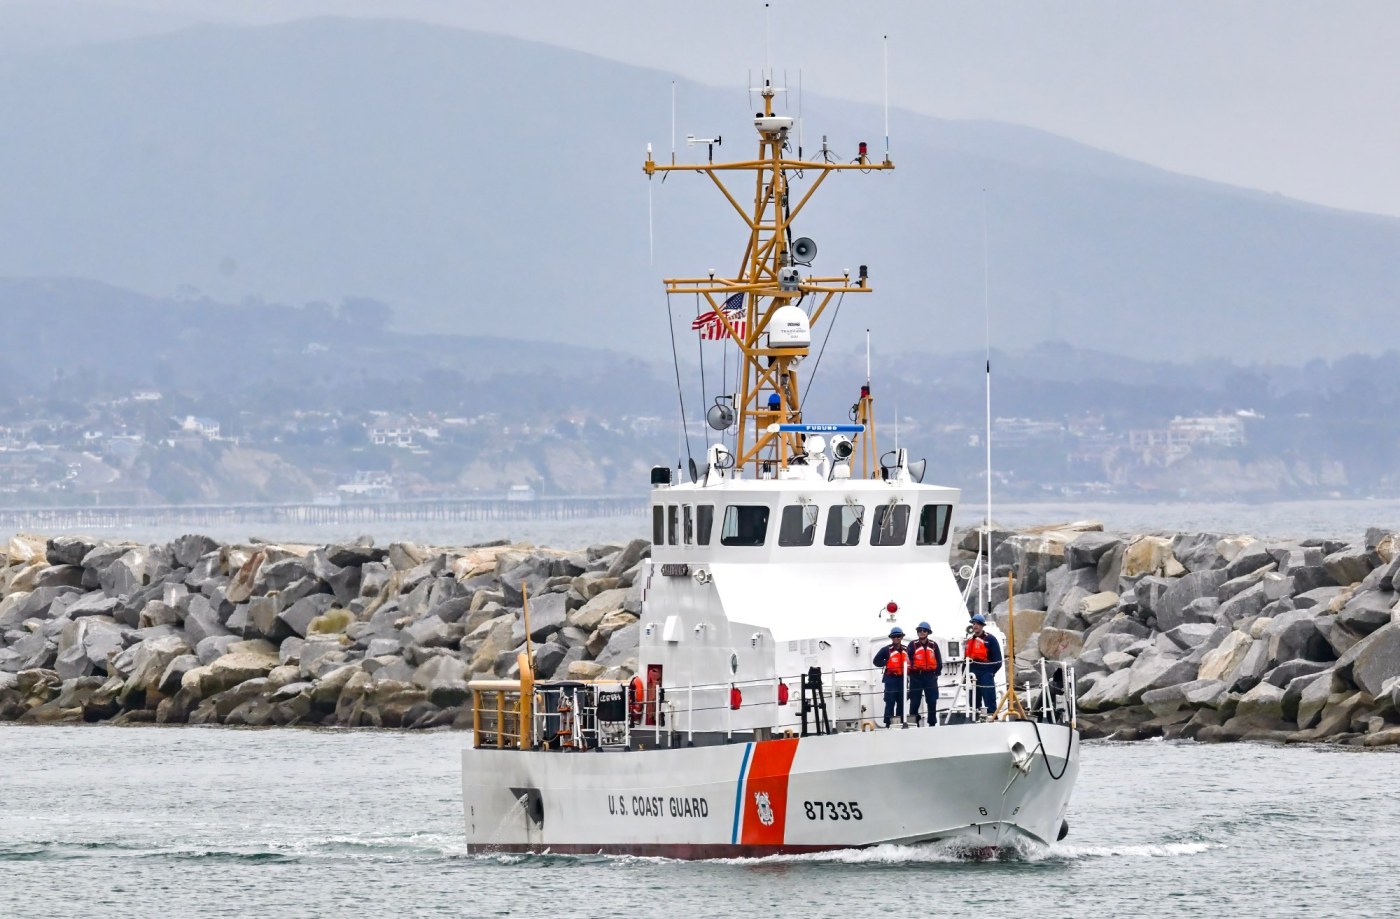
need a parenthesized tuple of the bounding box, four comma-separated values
(8, 0, 1400, 217)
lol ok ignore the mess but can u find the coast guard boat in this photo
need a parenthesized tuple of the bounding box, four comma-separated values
(462, 76, 1079, 858)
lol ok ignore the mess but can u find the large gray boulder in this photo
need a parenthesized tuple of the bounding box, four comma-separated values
(1322, 546, 1380, 586)
(255, 557, 308, 594)
(58, 591, 121, 620)
(5, 629, 57, 672)
(594, 621, 640, 666)
(1337, 623, 1400, 697)
(569, 588, 630, 631)
(1336, 591, 1396, 636)
(1217, 564, 1277, 603)
(411, 654, 470, 690)
(532, 641, 569, 679)
(277, 594, 337, 638)
(122, 634, 192, 695)
(171, 534, 220, 569)
(427, 596, 472, 624)
(1264, 659, 1333, 688)
(54, 618, 128, 680)
(34, 565, 84, 589)
(1158, 569, 1230, 631)
(1293, 586, 1346, 611)
(1287, 565, 1339, 595)
(1296, 670, 1344, 729)
(520, 591, 568, 644)
(1234, 681, 1287, 722)
(1078, 668, 1133, 711)
(98, 548, 149, 598)
(1281, 669, 1332, 722)
(195, 635, 238, 665)
(1126, 649, 1197, 701)
(1266, 610, 1332, 665)
(1225, 541, 1274, 579)
(1217, 583, 1270, 626)
(1316, 616, 1364, 659)
(1133, 575, 1174, 624)
(403, 615, 462, 649)
(1171, 532, 1228, 572)
(5, 586, 81, 625)
(46, 536, 97, 567)
(1226, 639, 1270, 693)
(1065, 532, 1121, 569)
(183, 595, 232, 647)
(1162, 622, 1224, 653)
(605, 539, 651, 579)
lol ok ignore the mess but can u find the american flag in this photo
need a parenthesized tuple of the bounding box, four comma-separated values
(691, 292, 746, 341)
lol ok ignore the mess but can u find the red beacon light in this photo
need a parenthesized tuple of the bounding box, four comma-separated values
(886, 601, 898, 619)
(858, 141, 868, 162)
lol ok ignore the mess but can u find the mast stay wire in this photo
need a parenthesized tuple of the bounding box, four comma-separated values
(802, 290, 845, 409)
(664, 291, 694, 475)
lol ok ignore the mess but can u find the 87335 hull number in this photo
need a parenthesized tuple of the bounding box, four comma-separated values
(803, 801, 862, 821)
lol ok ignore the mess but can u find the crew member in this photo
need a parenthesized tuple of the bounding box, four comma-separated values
(965, 614, 1002, 716)
(906, 622, 942, 726)
(872, 626, 908, 727)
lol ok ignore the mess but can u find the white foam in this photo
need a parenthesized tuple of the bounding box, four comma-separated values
(1029, 841, 1219, 861)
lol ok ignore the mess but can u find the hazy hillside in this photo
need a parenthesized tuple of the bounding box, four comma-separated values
(1, 17, 1399, 362)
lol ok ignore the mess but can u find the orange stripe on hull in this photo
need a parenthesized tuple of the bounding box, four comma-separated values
(739, 738, 800, 846)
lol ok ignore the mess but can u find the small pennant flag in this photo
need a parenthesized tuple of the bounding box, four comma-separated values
(691, 292, 746, 341)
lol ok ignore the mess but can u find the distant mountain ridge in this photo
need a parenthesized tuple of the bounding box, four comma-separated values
(1, 17, 1398, 362)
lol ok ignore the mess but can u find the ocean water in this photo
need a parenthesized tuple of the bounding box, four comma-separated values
(2, 726, 1397, 919)
(8, 498, 1399, 551)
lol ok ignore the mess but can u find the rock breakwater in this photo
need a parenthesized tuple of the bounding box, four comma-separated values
(2, 524, 1398, 746)
(953, 522, 1400, 746)
(0, 534, 648, 729)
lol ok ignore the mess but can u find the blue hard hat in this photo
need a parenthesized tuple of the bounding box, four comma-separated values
(916, 621, 932, 632)
(970, 614, 986, 625)
(888, 626, 905, 637)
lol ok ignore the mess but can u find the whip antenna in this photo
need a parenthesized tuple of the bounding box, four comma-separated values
(883, 35, 890, 161)
(982, 190, 993, 616)
(647, 145, 655, 265)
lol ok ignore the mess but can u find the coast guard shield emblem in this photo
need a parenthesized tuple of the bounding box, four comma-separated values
(754, 791, 775, 826)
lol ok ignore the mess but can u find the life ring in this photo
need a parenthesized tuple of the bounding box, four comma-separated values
(628, 675, 645, 724)
(860, 720, 876, 732)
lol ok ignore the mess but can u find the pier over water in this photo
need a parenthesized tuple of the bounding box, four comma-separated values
(0, 496, 645, 532)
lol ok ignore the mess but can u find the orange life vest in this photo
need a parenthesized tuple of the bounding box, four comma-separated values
(911, 642, 939, 672)
(966, 636, 989, 663)
(884, 647, 908, 677)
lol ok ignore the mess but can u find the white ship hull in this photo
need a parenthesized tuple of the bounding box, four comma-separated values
(463, 722, 1078, 857)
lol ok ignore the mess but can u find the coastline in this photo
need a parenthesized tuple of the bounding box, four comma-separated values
(2, 525, 1397, 746)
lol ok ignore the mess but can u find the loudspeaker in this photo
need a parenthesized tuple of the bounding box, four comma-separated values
(791, 237, 817, 266)
(706, 403, 736, 431)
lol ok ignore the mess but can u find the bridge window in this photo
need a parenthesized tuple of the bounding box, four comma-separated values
(824, 504, 863, 546)
(870, 504, 910, 546)
(667, 505, 679, 545)
(683, 505, 694, 545)
(720, 505, 770, 546)
(917, 504, 953, 546)
(696, 505, 714, 545)
(778, 504, 818, 546)
(652, 506, 664, 545)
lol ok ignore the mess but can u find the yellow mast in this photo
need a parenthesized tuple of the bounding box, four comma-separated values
(644, 78, 892, 473)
